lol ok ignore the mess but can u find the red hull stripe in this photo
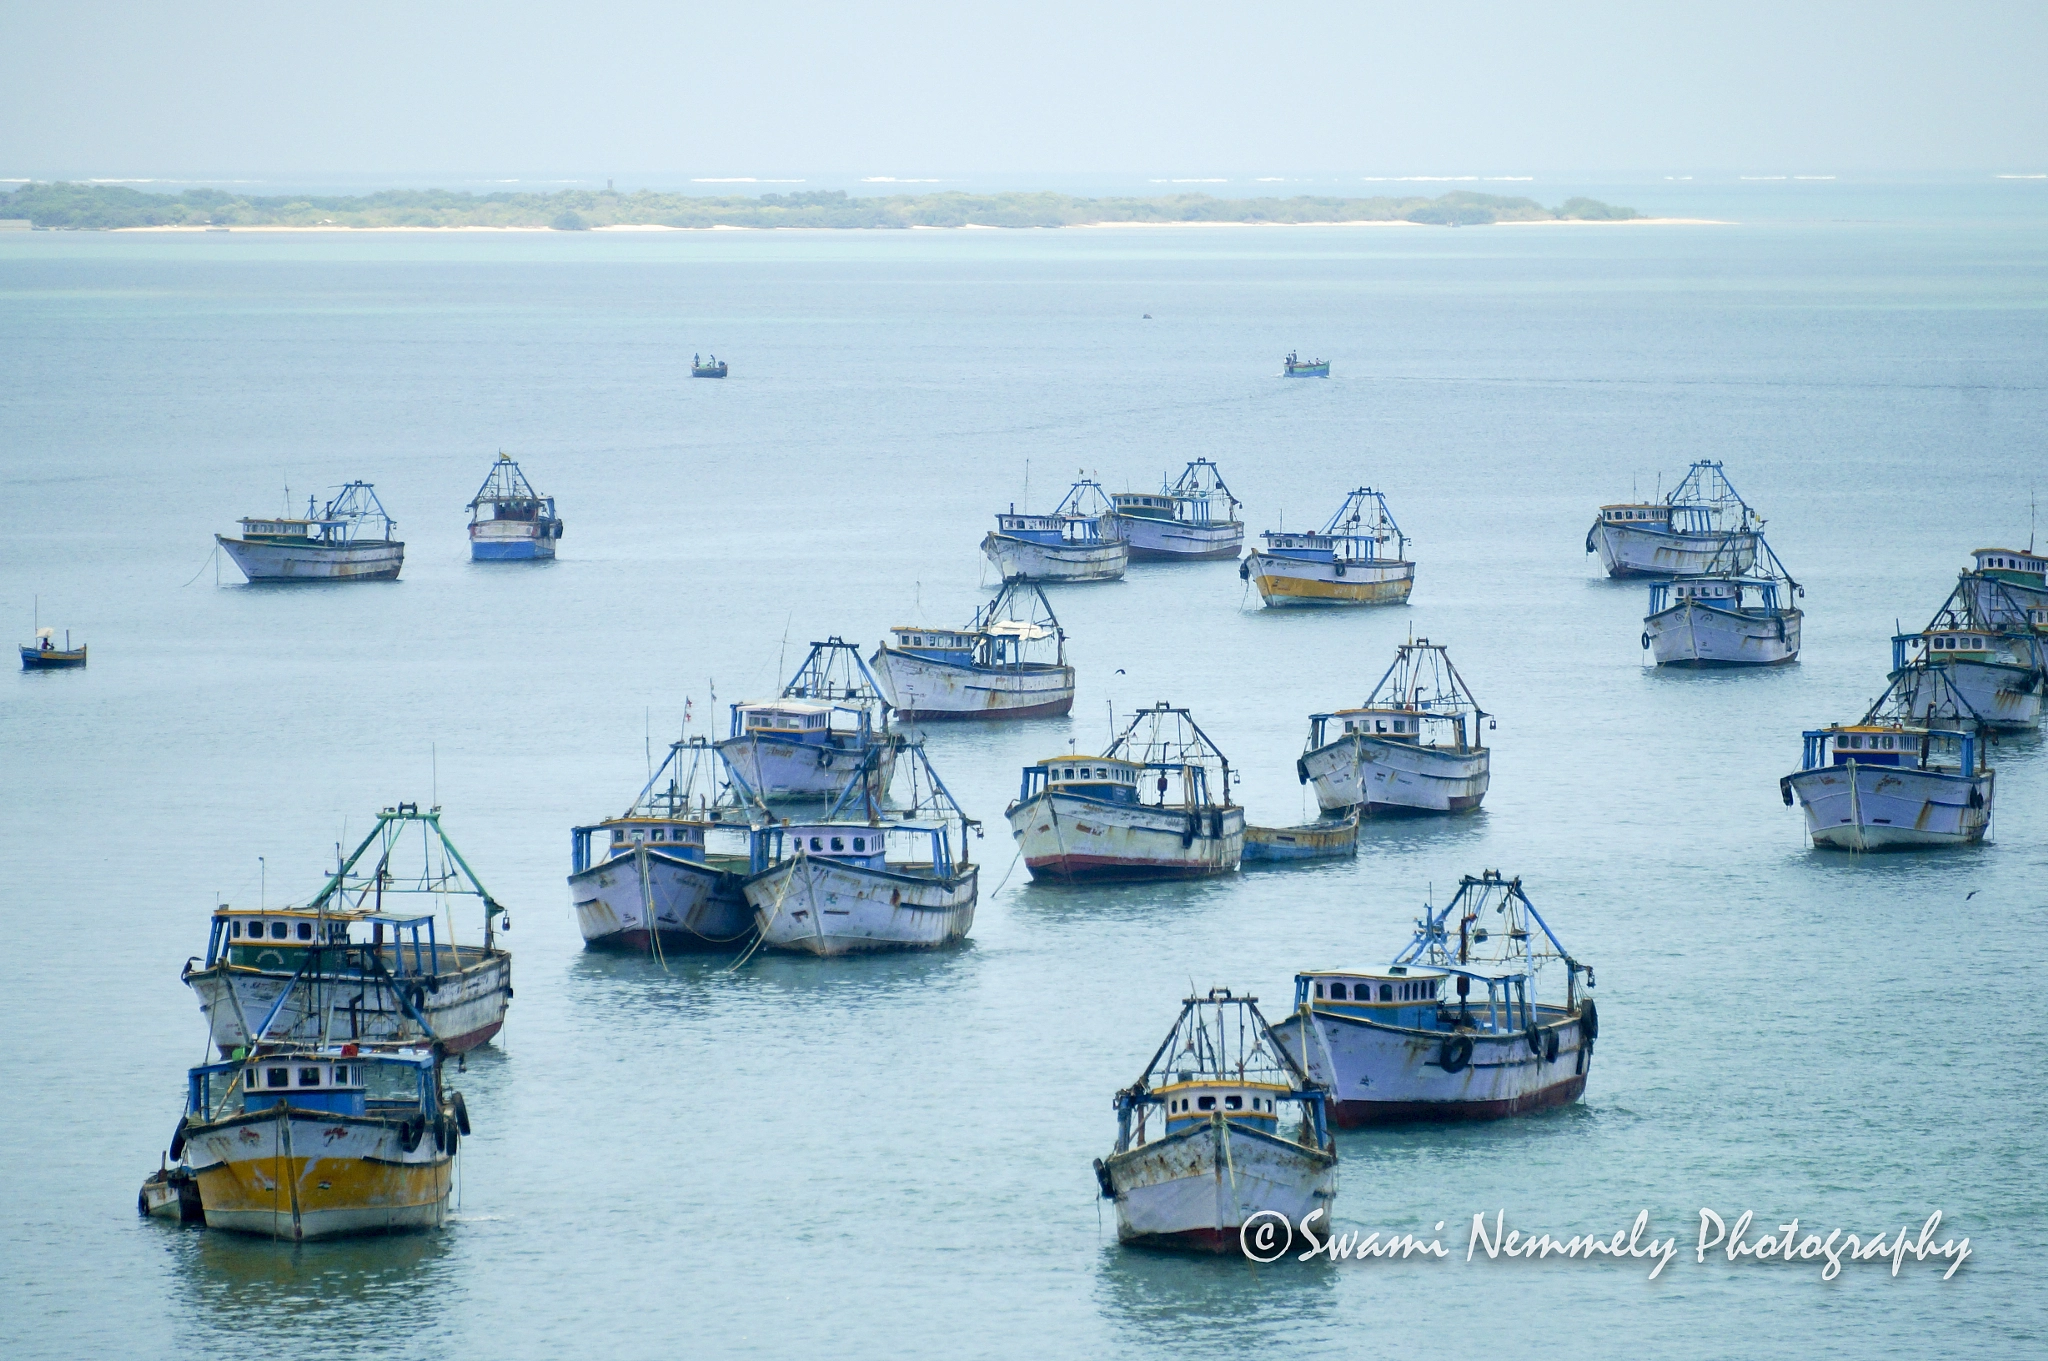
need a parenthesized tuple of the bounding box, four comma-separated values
(1329, 1075, 1585, 1127)
(1026, 854, 1233, 882)
(894, 696, 1074, 720)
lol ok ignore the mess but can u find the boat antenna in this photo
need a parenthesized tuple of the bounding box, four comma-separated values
(259, 857, 265, 909)
(646, 707, 653, 785)
(777, 612, 793, 683)
(431, 742, 438, 808)
(1024, 458, 1030, 512)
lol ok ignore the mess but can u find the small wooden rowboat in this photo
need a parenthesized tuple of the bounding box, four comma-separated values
(1242, 811, 1358, 862)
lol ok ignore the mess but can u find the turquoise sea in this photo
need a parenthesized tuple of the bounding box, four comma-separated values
(3, 182, 2045, 1357)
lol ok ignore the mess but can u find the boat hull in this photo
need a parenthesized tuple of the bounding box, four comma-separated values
(1242, 813, 1358, 862)
(187, 1110, 451, 1240)
(1891, 659, 2043, 731)
(19, 646, 86, 669)
(569, 849, 752, 950)
(744, 856, 977, 954)
(1246, 553, 1413, 607)
(1115, 516, 1243, 561)
(1102, 1119, 1336, 1252)
(1591, 523, 1755, 578)
(1007, 792, 1243, 881)
(185, 949, 511, 1055)
(1646, 603, 1801, 667)
(980, 532, 1127, 583)
(1302, 737, 1488, 815)
(1272, 1007, 1590, 1127)
(1786, 762, 1993, 850)
(139, 1166, 205, 1223)
(869, 648, 1075, 720)
(469, 522, 556, 560)
(217, 535, 404, 582)
(714, 733, 901, 800)
(1282, 363, 1330, 378)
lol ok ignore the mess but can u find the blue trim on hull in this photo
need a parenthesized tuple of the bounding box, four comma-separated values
(470, 540, 554, 561)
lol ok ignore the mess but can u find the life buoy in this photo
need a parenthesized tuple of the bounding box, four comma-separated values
(1439, 1035, 1474, 1073)
(169, 1117, 187, 1161)
(1544, 1029, 1560, 1063)
(1524, 1022, 1543, 1056)
(451, 1091, 471, 1136)
(1579, 998, 1599, 1040)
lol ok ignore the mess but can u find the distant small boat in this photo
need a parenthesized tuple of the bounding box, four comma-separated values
(20, 625, 85, 670)
(138, 1156, 204, 1223)
(1587, 461, 1761, 578)
(1269, 871, 1599, 1126)
(869, 580, 1075, 720)
(1095, 987, 1336, 1253)
(1110, 459, 1244, 561)
(1241, 487, 1413, 607)
(1890, 574, 2046, 731)
(1282, 351, 1329, 378)
(1242, 810, 1358, 863)
(1300, 639, 1491, 816)
(692, 353, 728, 378)
(467, 453, 562, 561)
(981, 479, 1128, 583)
(714, 639, 902, 802)
(743, 743, 979, 955)
(1006, 702, 1243, 881)
(1643, 534, 1802, 666)
(216, 483, 404, 582)
(1781, 669, 1995, 851)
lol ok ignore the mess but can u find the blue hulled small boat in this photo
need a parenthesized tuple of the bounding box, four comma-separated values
(1282, 351, 1329, 378)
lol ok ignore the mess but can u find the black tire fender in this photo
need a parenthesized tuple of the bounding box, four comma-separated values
(1333, 560, 1347, 578)
(399, 1116, 425, 1153)
(1094, 1156, 1117, 1200)
(1439, 1035, 1474, 1073)
(451, 1090, 471, 1136)
(169, 1118, 187, 1161)
(1780, 775, 1795, 807)
(1641, 631, 1651, 650)
(1544, 1028, 1560, 1063)
(1525, 1022, 1543, 1056)
(1295, 756, 1310, 785)
(1238, 561, 1250, 581)
(1579, 998, 1599, 1041)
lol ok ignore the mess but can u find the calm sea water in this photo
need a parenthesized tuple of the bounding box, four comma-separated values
(3, 197, 2046, 1358)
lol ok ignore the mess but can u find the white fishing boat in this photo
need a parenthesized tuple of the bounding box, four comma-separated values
(568, 738, 761, 953)
(981, 479, 1128, 583)
(1299, 640, 1491, 816)
(1241, 487, 1413, 607)
(743, 744, 979, 955)
(1094, 988, 1336, 1254)
(1781, 670, 1995, 851)
(1890, 578, 2047, 731)
(1643, 533, 1803, 666)
(1270, 872, 1597, 1126)
(165, 1042, 467, 1240)
(1110, 460, 1244, 561)
(715, 639, 902, 802)
(217, 482, 405, 582)
(1957, 547, 2048, 627)
(467, 453, 562, 560)
(1587, 461, 1761, 578)
(1007, 703, 1243, 881)
(869, 580, 1075, 720)
(181, 804, 512, 1055)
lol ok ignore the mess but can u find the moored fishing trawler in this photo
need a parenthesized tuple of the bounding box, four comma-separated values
(1110, 460, 1244, 561)
(1242, 487, 1413, 608)
(743, 743, 979, 954)
(869, 580, 1075, 720)
(715, 638, 903, 801)
(1642, 534, 1803, 666)
(1781, 670, 1995, 851)
(1958, 547, 2048, 627)
(216, 482, 404, 582)
(1094, 988, 1335, 1253)
(182, 804, 512, 1055)
(1269, 871, 1597, 1126)
(165, 1041, 468, 1240)
(1300, 639, 1491, 816)
(1587, 461, 1761, 578)
(467, 453, 563, 560)
(1282, 351, 1330, 378)
(981, 479, 1128, 583)
(1891, 577, 2046, 731)
(1007, 702, 1244, 881)
(569, 737, 762, 953)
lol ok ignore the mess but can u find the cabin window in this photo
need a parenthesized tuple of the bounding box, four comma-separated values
(267, 1068, 288, 1088)
(651, 829, 665, 842)
(271, 922, 288, 940)
(853, 837, 866, 852)
(1063, 768, 1075, 779)
(1225, 1096, 1243, 1111)
(229, 920, 242, 938)
(1197, 1096, 1216, 1111)
(809, 837, 823, 851)
(297, 922, 313, 940)
(1379, 984, 1393, 1001)
(831, 837, 845, 852)
(612, 830, 625, 843)
(332, 1065, 349, 1084)
(1313, 983, 1324, 998)
(1328, 982, 1346, 1000)
(299, 1067, 321, 1087)
(1394, 721, 1407, 733)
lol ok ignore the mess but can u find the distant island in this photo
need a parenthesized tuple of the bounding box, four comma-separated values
(0, 183, 1642, 231)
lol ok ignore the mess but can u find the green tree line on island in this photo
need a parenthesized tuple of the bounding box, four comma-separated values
(0, 183, 1639, 230)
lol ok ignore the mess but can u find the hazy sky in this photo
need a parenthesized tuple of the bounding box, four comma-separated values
(4, 1, 2043, 178)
